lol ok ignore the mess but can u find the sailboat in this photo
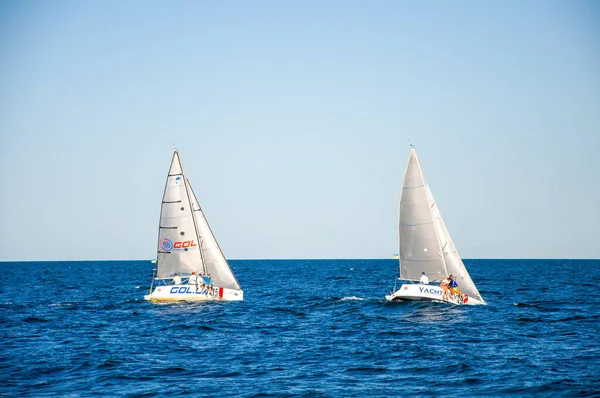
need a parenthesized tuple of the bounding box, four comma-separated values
(386, 147, 485, 305)
(144, 150, 243, 302)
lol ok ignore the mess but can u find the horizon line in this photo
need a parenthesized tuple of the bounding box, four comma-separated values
(0, 257, 598, 263)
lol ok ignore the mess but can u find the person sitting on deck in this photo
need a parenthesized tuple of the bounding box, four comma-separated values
(202, 274, 213, 294)
(172, 273, 182, 285)
(419, 272, 429, 285)
(448, 275, 463, 301)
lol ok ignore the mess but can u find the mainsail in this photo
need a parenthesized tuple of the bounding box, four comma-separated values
(398, 148, 484, 303)
(399, 148, 447, 279)
(155, 151, 204, 278)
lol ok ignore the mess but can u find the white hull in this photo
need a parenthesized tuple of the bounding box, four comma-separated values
(385, 284, 484, 306)
(144, 284, 243, 302)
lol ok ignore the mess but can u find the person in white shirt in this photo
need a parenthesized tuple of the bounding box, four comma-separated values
(420, 272, 429, 285)
(188, 272, 198, 285)
(172, 273, 182, 285)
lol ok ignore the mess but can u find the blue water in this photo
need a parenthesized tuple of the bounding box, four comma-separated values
(1, 259, 599, 397)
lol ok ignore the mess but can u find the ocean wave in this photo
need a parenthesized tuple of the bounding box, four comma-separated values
(0, 258, 598, 396)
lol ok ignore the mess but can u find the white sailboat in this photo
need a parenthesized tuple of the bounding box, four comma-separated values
(386, 147, 485, 305)
(144, 150, 243, 302)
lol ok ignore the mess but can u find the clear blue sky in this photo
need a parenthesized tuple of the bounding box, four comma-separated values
(1, 0, 598, 261)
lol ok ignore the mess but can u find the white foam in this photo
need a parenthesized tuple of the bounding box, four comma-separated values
(341, 296, 364, 301)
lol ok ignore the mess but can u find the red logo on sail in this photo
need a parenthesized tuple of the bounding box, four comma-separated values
(173, 240, 197, 249)
(161, 238, 197, 252)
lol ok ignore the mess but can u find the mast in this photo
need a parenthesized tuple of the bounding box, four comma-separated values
(179, 162, 208, 276)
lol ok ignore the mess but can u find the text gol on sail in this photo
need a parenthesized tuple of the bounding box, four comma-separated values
(160, 238, 198, 252)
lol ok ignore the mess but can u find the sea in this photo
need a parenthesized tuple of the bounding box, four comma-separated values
(0, 259, 598, 397)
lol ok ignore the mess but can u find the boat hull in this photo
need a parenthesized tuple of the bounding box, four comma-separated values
(144, 284, 243, 302)
(385, 284, 484, 306)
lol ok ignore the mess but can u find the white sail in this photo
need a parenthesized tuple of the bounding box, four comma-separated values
(427, 185, 484, 303)
(188, 182, 241, 290)
(398, 148, 447, 280)
(155, 151, 205, 278)
(394, 147, 485, 305)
